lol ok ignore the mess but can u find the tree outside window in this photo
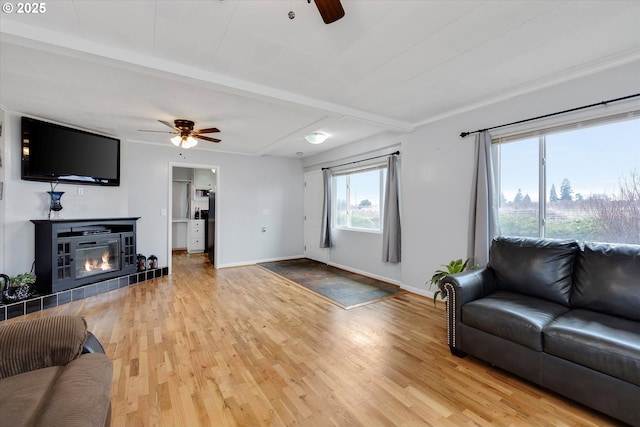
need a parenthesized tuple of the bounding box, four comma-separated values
(497, 116, 640, 244)
(333, 166, 386, 232)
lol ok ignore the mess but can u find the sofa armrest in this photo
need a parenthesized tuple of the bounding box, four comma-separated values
(442, 267, 496, 355)
(0, 315, 87, 379)
(33, 353, 113, 427)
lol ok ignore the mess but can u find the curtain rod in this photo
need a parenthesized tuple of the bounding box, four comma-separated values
(459, 93, 640, 138)
(322, 151, 400, 170)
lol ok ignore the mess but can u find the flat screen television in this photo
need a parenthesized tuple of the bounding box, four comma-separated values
(21, 116, 120, 186)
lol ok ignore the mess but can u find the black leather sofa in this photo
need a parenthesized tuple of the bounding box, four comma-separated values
(442, 236, 640, 426)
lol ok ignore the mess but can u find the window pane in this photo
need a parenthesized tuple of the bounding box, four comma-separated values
(333, 167, 386, 232)
(546, 119, 640, 244)
(335, 175, 347, 227)
(498, 138, 540, 237)
(348, 169, 382, 230)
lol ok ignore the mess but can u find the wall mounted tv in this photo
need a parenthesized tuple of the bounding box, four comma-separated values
(21, 116, 120, 186)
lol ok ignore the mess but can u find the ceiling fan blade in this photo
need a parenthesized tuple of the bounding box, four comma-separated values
(313, 0, 344, 24)
(195, 135, 221, 143)
(138, 129, 178, 134)
(194, 127, 220, 134)
(158, 120, 179, 130)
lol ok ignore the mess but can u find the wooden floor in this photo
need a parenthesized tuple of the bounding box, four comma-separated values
(12, 253, 623, 426)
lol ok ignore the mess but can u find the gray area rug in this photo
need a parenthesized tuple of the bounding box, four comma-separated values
(259, 258, 404, 309)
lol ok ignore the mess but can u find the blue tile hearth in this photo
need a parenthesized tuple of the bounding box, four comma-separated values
(85, 284, 97, 298)
(0, 267, 167, 322)
(7, 302, 25, 319)
(58, 290, 72, 305)
(26, 299, 41, 314)
(72, 288, 85, 301)
(43, 295, 58, 310)
(97, 281, 109, 294)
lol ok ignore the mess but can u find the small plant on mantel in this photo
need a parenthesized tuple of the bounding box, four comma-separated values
(2, 272, 37, 303)
(428, 258, 478, 307)
(9, 272, 36, 288)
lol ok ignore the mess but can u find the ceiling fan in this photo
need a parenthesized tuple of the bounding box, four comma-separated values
(310, 0, 344, 24)
(139, 119, 221, 149)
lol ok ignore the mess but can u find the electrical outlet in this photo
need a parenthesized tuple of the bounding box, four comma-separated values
(77, 187, 84, 196)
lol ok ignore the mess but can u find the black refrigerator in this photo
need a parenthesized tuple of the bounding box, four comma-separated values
(207, 192, 215, 265)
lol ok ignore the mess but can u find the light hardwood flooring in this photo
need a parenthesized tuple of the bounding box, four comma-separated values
(12, 253, 623, 426)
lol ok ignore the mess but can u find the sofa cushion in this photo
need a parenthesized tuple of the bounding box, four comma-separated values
(461, 290, 569, 351)
(0, 366, 65, 427)
(489, 237, 579, 306)
(543, 309, 640, 387)
(571, 242, 640, 321)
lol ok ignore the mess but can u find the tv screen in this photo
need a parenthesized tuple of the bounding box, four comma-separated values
(21, 116, 120, 186)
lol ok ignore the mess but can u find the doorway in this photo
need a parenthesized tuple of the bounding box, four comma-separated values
(167, 162, 220, 273)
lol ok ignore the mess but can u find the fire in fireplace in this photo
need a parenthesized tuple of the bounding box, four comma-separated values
(84, 251, 110, 273)
(75, 239, 121, 279)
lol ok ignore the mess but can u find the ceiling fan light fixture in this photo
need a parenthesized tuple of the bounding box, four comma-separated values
(305, 132, 329, 144)
(183, 136, 198, 149)
(170, 135, 182, 147)
(170, 135, 198, 149)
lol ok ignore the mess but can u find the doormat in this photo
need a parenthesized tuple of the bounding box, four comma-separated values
(258, 258, 405, 309)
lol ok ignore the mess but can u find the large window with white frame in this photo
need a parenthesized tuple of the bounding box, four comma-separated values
(333, 164, 387, 232)
(496, 113, 640, 245)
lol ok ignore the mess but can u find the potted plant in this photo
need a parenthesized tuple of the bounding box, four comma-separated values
(2, 272, 37, 303)
(428, 258, 477, 306)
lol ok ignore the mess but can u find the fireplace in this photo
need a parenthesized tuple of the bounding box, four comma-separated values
(32, 218, 139, 294)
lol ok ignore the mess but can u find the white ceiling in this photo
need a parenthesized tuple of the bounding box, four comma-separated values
(1, 1, 639, 157)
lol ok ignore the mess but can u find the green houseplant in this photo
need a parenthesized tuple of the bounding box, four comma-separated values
(2, 272, 37, 303)
(428, 258, 477, 306)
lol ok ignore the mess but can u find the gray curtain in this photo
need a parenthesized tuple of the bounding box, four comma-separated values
(382, 154, 401, 262)
(319, 169, 332, 248)
(469, 131, 499, 266)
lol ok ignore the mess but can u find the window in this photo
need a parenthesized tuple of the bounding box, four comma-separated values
(333, 165, 387, 232)
(497, 114, 640, 244)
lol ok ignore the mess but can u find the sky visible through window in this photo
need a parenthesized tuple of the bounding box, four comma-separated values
(349, 170, 382, 206)
(499, 118, 640, 203)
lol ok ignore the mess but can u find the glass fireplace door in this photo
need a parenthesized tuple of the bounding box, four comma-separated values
(74, 238, 121, 279)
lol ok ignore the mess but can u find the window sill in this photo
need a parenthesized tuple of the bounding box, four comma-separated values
(334, 226, 382, 235)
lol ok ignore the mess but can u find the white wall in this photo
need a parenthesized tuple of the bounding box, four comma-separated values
(127, 141, 305, 269)
(304, 59, 640, 297)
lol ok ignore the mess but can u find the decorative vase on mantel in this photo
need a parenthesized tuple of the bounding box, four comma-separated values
(47, 191, 64, 218)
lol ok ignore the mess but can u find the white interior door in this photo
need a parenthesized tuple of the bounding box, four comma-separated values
(304, 170, 329, 263)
